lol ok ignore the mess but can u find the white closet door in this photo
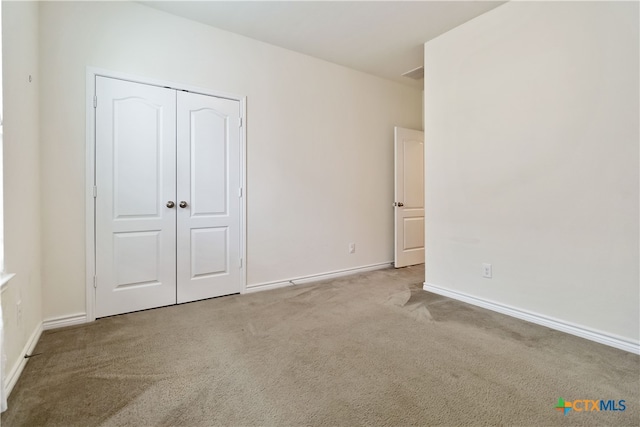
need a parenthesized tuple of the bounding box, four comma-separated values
(176, 91, 242, 303)
(95, 77, 177, 317)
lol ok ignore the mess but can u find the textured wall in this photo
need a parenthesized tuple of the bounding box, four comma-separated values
(2, 0, 43, 391)
(424, 1, 639, 342)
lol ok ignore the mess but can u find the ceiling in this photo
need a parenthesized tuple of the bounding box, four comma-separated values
(140, 1, 506, 88)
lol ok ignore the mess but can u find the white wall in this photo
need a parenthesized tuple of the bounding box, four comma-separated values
(39, 1, 422, 320)
(1, 0, 43, 388)
(424, 2, 639, 343)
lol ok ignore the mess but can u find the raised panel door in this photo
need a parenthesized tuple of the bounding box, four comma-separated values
(95, 77, 177, 317)
(394, 127, 425, 268)
(176, 91, 242, 303)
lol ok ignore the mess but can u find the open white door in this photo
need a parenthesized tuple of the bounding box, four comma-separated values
(394, 127, 425, 268)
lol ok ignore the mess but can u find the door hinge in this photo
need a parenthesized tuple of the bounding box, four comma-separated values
(93, 186, 97, 198)
(93, 95, 97, 109)
(239, 117, 243, 128)
(93, 276, 97, 288)
(239, 258, 243, 268)
(238, 188, 243, 198)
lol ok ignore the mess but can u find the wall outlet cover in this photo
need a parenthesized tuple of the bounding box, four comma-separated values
(482, 263, 492, 278)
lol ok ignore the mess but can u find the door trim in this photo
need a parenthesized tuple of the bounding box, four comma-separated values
(85, 67, 247, 322)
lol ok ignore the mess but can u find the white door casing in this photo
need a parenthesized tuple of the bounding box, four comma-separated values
(92, 72, 245, 319)
(394, 127, 425, 268)
(176, 91, 242, 303)
(95, 77, 177, 317)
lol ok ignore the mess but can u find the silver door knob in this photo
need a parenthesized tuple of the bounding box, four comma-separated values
(179, 201, 188, 208)
(166, 201, 175, 208)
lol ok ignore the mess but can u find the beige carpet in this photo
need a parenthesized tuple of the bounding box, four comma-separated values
(2, 265, 639, 426)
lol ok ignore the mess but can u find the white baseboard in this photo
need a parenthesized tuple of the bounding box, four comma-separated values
(43, 313, 88, 331)
(245, 262, 392, 294)
(4, 322, 42, 397)
(423, 283, 640, 355)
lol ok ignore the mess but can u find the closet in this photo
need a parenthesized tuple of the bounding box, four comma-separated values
(94, 76, 242, 317)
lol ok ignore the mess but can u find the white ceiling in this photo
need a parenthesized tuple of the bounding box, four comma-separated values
(141, 1, 505, 88)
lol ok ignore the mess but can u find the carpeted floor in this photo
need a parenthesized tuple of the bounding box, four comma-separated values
(2, 265, 639, 426)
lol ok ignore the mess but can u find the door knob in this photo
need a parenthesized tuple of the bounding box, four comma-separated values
(179, 201, 188, 208)
(166, 201, 175, 208)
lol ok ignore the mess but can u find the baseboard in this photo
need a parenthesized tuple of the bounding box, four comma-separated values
(4, 322, 42, 397)
(423, 283, 640, 355)
(43, 313, 88, 331)
(245, 262, 392, 294)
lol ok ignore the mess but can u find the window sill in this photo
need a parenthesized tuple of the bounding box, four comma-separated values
(0, 273, 15, 293)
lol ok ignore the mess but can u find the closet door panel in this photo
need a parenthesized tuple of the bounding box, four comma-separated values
(95, 77, 177, 317)
(176, 91, 242, 303)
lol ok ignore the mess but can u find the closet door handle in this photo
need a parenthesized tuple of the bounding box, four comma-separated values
(179, 201, 188, 208)
(166, 201, 175, 208)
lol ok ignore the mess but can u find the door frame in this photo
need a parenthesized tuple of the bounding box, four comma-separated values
(85, 67, 247, 322)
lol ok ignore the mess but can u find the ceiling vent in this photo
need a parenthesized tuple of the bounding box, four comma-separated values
(402, 66, 424, 80)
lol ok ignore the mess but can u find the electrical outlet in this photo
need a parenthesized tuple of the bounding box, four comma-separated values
(349, 243, 356, 254)
(482, 263, 492, 279)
